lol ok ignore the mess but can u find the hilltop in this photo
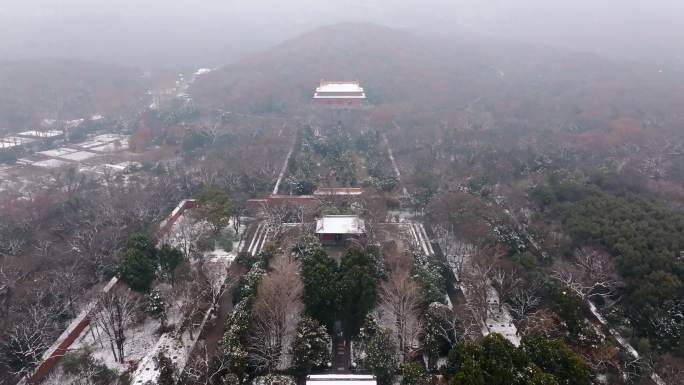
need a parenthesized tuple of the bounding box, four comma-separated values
(191, 23, 684, 134)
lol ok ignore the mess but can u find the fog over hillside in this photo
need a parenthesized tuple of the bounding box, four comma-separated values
(1, 0, 683, 69)
(3, 2, 684, 385)
(191, 23, 684, 126)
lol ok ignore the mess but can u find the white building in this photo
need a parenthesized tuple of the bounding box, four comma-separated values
(306, 374, 376, 385)
(313, 81, 367, 106)
(315, 215, 366, 245)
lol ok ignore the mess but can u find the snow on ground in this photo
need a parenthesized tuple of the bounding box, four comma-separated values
(130, 330, 193, 384)
(386, 210, 418, 223)
(58, 150, 97, 162)
(90, 142, 128, 152)
(129, 213, 243, 384)
(38, 147, 78, 157)
(483, 286, 520, 346)
(47, 205, 244, 384)
(31, 158, 71, 169)
(445, 239, 521, 346)
(72, 310, 160, 374)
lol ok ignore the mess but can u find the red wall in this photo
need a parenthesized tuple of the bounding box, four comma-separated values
(28, 318, 91, 384)
(313, 98, 365, 106)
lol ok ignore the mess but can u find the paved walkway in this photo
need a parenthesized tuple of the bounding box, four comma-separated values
(332, 334, 350, 373)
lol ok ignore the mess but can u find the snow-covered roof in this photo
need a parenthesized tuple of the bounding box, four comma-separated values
(307, 374, 376, 385)
(0, 136, 34, 149)
(315, 215, 365, 235)
(314, 187, 364, 196)
(316, 82, 364, 93)
(314, 81, 366, 99)
(17, 130, 63, 138)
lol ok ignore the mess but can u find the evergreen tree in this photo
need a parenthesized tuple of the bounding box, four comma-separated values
(401, 362, 432, 385)
(301, 246, 339, 329)
(521, 335, 590, 385)
(147, 289, 167, 329)
(197, 186, 233, 233)
(452, 358, 485, 385)
(446, 334, 588, 385)
(157, 244, 183, 279)
(364, 329, 397, 385)
(338, 247, 379, 336)
(292, 316, 331, 376)
(119, 239, 157, 292)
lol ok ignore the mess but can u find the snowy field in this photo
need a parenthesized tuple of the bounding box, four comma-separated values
(58, 150, 97, 161)
(129, 211, 242, 384)
(70, 308, 160, 374)
(31, 159, 71, 169)
(38, 148, 78, 157)
(78, 134, 130, 152)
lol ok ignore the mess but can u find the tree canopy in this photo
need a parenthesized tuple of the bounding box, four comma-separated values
(446, 334, 590, 385)
(118, 234, 158, 292)
(296, 237, 380, 336)
(292, 316, 331, 376)
(531, 179, 684, 344)
(197, 186, 233, 233)
(118, 234, 184, 292)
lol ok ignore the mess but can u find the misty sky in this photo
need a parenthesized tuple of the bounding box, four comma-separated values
(1, 0, 683, 69)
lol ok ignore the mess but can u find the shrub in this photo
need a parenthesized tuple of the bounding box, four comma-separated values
(218, 230, 235, 253)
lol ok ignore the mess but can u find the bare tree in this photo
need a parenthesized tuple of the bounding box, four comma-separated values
(198, 261, 237, 314)
(0, 305, 55, 377)
(70, 225, 126, 284)
(248, 255, 303, 372)
(491, 268, 521, 312)
(263, 206, 291, 239)
(380, 268, 423, 363)
(434, 224, 484, 283)
(92, 289, 139, 363)
(523, 309, 564, 339)
(426, 302, 479, 346)
(460, 258, 494, 323)
(169, 215, 205, 261)
(176, 275, 206, 340)
(0, 265, 22, 318)
(659, 362, 684, 385)
(508, 287, 541, 327)
(48, 267, 86, 319)
(0, 237, 25, 257)
(183, 341, 229, 385)
(552, 247, 617, 304)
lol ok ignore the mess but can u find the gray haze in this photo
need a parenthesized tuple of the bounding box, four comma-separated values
(1, 0, 683, 69)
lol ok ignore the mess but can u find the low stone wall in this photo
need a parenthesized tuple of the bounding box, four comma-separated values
(24, 277, 120, 384)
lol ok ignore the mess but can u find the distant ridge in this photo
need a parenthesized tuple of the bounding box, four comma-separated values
(190, 22, 684, 131)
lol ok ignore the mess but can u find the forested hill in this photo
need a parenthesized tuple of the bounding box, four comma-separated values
(0, 59, 146, 132)
(190, 23, 684, 133)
